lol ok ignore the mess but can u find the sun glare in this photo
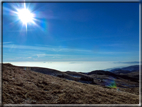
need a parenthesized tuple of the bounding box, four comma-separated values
(13, 3, 36, 29)
(17, 8, 35, 25)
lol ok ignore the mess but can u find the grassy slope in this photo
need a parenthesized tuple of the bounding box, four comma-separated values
(2, 64, 139, 104)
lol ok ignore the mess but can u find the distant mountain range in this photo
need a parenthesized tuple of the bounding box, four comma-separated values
(110, 65, 140, 72)
(102, 65, 140, 82)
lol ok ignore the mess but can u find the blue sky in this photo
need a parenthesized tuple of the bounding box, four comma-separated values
(3, 3, 139, 63)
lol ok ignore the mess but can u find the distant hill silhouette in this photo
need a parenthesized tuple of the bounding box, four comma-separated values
(110, 65, 140, 73)
(87, 70, 139, 82)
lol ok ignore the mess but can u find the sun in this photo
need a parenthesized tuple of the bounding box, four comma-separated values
(14, 3, 36, 29)
(17, 8, 35, 25)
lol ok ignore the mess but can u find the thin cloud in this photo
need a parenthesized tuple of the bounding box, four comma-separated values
(36, 54, 46, 57)
(103, 44, 123, 47)
(103, 43, 138, 47)
(3, 44, 135, 56)
(98, 51, 131, 54)
(115, 61, 140, 64)
(6, 29, 35, 32)
(3, 44, 92, 53)
(3, 42, 12, 44)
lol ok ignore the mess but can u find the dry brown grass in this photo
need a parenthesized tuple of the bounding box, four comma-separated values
(2, 64, 139, 104)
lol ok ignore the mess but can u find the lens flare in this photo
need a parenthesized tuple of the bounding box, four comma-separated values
(103, 78, 117, 88)
(106, 80, 117, 88)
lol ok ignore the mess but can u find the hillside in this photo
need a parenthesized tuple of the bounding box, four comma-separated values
(107, 65, 140, 83)
(2, 63, 139, 104)
(110, 65, 140, 73)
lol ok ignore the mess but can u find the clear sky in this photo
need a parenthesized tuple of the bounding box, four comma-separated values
(3, 3, 139, 66)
